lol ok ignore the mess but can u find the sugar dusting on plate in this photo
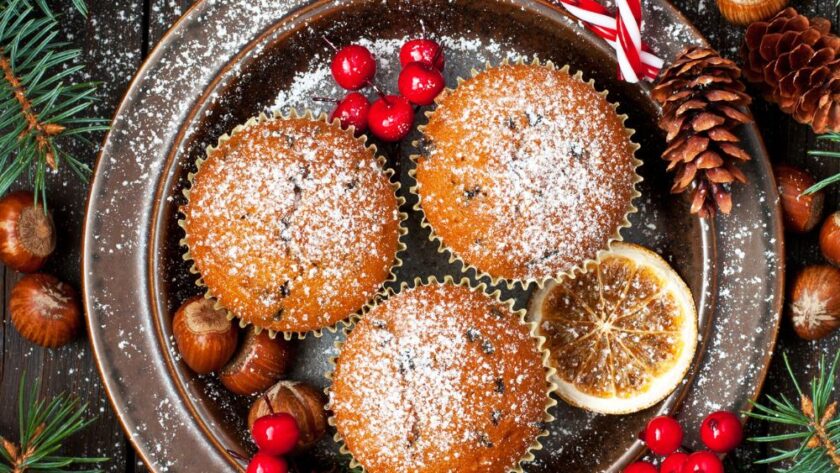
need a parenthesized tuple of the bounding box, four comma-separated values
(272, 34, 513, 116)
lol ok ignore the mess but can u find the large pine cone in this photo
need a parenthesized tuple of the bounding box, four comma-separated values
(652, 47, 753, 218)
(742, 7, 840, 133)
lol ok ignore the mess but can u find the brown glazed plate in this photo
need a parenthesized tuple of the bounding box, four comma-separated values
(82, 0, 783, 471)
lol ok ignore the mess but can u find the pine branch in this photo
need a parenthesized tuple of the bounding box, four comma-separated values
(805, 132, 840, 195)
(35, 0, 88, 18)
(0, 373, 107, 473)
(746, 351, 840, 472)
(0, 0, 107, 207)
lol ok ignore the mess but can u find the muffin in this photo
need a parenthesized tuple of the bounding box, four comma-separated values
(181, 113, 403, 335)
(413, 60, 641, 285)
(329, 279, 553, 473)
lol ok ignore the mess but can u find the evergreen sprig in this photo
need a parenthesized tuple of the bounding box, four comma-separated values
(746, 351, 840, 472)
(0, 0, 107, 207)
(35, 0, 88, 18)
(0, 374, 107, 473)
(806, 132, 840, 195)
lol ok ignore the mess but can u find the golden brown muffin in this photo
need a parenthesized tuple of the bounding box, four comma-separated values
(182, 115, 402, 334)
(330, 281, 549, 473)
(414, 62, 640, 283)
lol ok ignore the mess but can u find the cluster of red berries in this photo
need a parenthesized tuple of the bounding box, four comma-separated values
(245, 412, 300, 473)
(324, 37, 446, 142)
(625, 411, 743, 473)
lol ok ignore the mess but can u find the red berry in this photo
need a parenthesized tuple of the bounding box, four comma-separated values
(331, 45, 376, 90)
(368, 95, 414, 142)
(398, 62, 445, 106)
(643, 416, 684, 456)
(246, 453, 288, 473)
(251, 413, 300, 456)
(399, 39, 445, 70)
(623, 461, 658, 473)
(331, 92, 370, 132)
(661, 452, 688, 473)
(681, 451, 723, 473)
(700, 411, 743, 453)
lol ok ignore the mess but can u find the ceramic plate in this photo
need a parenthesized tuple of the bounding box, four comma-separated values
(82, 1, 783, 471)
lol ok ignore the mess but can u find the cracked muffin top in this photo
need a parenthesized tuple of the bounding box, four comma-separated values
(330, 281, 549, 473)
(181, 115, 401, 334)
(414, 62, 640, 283)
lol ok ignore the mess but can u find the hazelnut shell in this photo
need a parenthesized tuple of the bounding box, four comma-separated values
(774, 164, 824, 233)
(172, 296, 238, 374)
(819, 212, 840, 266)
(220, 329, 294, 396)
(789, 265, 840, 340)
(10, 273, 80, 348)
(716, 0, 788, 25)
(248, 380, 327, 450)
(0, 191, 56, 273)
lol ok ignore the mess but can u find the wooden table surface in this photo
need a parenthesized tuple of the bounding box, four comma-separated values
(0, 1, 838, 471)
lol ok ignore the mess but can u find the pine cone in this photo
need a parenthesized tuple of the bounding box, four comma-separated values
(742, 7, 840, 133)
(652, 47, 753, 218)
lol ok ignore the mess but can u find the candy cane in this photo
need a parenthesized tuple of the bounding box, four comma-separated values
(616, 0, 643, 82)
(554, 0, 663, 82)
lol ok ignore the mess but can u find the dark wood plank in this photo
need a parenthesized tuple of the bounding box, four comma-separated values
(2, 1, 839, 472)
(0, 1, 144, 472)
(672, 1, 840, 470)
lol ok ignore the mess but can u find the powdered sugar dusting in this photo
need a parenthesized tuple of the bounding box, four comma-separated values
(184, 117, 401, 332)
(417, 63, 639, 281)
(331, 282, 548, 472)
(82, 1, 784, 471)
(273, 34, 512, 116)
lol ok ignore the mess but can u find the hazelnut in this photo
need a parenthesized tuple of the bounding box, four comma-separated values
(219, 329, 294, 396)
(172, 296, 238, 374)
(820, 211, 840, 266)
(248, 380, 327, 449)
(10, 273, 80, 348)
(774, 164, 824, 233)
(0, 191, 56, 272)
(789, 265, 840, 340)
(715, 0, 788, 26)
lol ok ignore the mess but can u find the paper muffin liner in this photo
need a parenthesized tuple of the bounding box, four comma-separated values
(324, 275, 558, 473)
(408, 58, 644, 291)
(178, 109, 408, 341)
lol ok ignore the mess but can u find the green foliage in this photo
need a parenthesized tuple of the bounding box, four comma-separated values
(746, 352, 840, 472)
(35, 0, 88, 18)
(805, 132, 840, 195)
(0, 0, 106, 206)
(0, 374, 107, 473)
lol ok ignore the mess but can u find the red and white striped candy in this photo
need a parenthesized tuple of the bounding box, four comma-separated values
(554, 0, 663, 82)
(616, 0, 643, 82)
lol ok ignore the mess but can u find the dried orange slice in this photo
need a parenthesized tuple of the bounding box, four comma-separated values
(529, 242, 697, 414)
